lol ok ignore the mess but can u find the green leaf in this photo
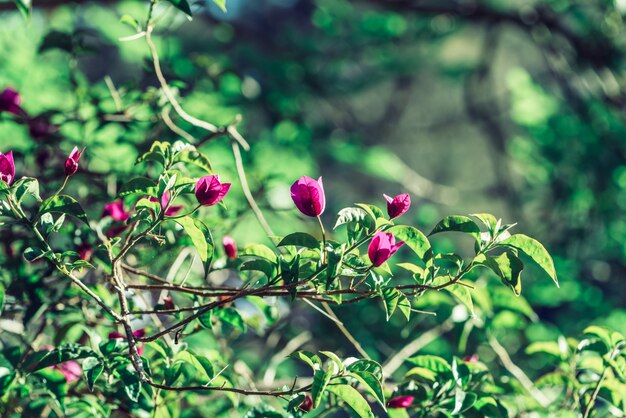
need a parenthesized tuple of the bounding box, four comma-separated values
(241, 244, 277, 263)
(240, 259, 275, 279)
(215, 307, 246, 333)
(0, 369, 16, 397)
(174, 351, 214, 381)
(381, 287, 410, 321)
(311, 365, 335, 407)
(39, 195, 89, 225)
(320, 351, 344, 371)
(406, 355, 451, 374)
(0, 284, 5, 316)
(349, 371, 386, 410)
(174, 217, 214, 278)
(212, 0, 227, 12)
(326, 247, 344, 286)
(165, 0, 192, 16)
(326, 384, 375, 418)
(475, 252, 524, 295)
(277, 232, 319, 249)
(25, 344, 99, 372)
(334, 207, 373, 231)
(429, 216, 481, 243)
(470, 213, 498, 232)
(498, 234, 558, 287)
(23, 246, 51, 262)
(82, 357, 103, 391)
(119, 177, 157, 197)
(12, 177, 41, 203)
(119, 367, 142, 402)
(136, 141, 171, 165)
(174, 148, 212, 172)
(346, 360, 383, 380)
(387, 225, 433, 266)
(289, 351, 323, 371)
(13, 0, 32, 19)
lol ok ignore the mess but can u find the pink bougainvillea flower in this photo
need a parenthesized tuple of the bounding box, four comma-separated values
(162, 296, 175, 310)
(64, 146, 85, 177)
(102, 200, 130, 222)
(290, 176, 325, 217)
(387, 396, 415, 409)
(0, 151, 15, 186)
(77, 243, 93, 262)
(0, 87, 22, 115)
(194, 175, 231, 206)
(149, 190, 183, 216)
(54, 360, 82, 383)
(41, 346, 82, 383)
(223, 235, 237, 260)
(27, 117, 58, 140)
(109, 329, 145, 355)
(367, 232, 404, 267)
(300, 393, 313, 412)
(463, 354, 479, 363)
(384, 193, 411, 219)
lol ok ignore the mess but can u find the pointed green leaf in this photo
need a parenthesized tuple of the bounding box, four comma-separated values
(430, 216, 481, 243)
(174, 217, 214, 277)
(326, 384, 375, 418)
(39, 195, 89, 225)
(387, 225, 433, 265)
(498, 234, 557, 287)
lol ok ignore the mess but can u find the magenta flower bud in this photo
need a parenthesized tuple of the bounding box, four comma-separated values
(194, 175, 231, 207)
(54, 361, 82, 383)
(163, 296, 175, 310)
(150, 191, 183, 216)
(387, 396, 414, 409)
(102, 200, 130, 222)
(300, 393, 313, 412)
(290, 176, 325, 217)
(367, 232, 404, 267)
(77, 243, 93, 262)
(223, 235, 237, 260)
(384, 193, 411, 219)
(463, 354, 479, 363)
(0, 88, 22, 115)
(64, 146, 85, 177)
(0, 151, 15, 186)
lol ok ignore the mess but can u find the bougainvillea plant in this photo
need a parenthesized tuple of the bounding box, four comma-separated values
(0, 137, 562, 417)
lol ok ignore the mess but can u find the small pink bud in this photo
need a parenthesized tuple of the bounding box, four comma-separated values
(463, 354, 479, 363)
(300, 393, 313, 412)
(64, 146, 85, 177)
(163, 296, 175, 310)
(367, 232, 404, 267)
(387, 395, 414, 408)
(290, 176, 325, 217)
(54, 361, 82, 383)
(0, 88, 22, 115)
(0, 151, 15, 186)
(194, 175, 231, 206)
(223, 235, 237, 260)
(384, 193, 411, 219)
(27, 117, 57, 139)
(102, 200, 130, 222)
(77, 243, 93, 262)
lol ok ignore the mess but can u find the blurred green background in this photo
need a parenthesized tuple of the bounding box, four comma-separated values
(1, 0, 626, 411)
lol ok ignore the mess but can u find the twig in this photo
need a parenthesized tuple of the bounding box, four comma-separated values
(383, 317, 454, 376)
(488, 333, 550, 408)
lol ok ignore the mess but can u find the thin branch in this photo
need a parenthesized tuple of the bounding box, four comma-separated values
(488, 333, 550, 408)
